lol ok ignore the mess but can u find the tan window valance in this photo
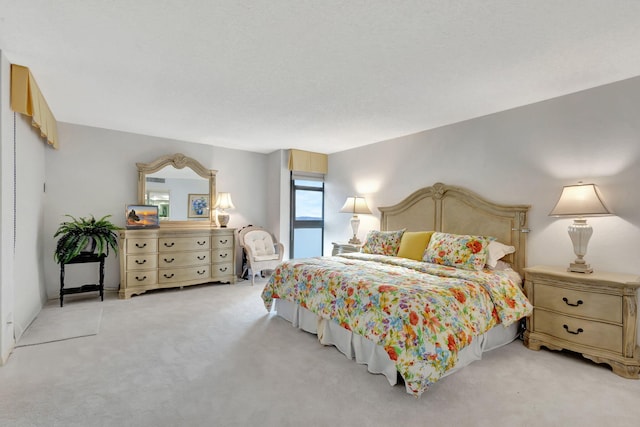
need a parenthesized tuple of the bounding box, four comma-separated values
(288, 149, 328, 174)
(10, 64, 59, 149)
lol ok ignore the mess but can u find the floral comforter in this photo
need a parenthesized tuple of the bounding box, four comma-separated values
(261, 252, 532, 397)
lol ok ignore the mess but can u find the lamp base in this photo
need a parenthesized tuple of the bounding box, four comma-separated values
(217, 213, 230, 228)
(348, 236, 362, 245)
(568, 262, 593, 274)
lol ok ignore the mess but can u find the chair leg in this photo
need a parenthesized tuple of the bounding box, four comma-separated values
(251, 272, 255, 286)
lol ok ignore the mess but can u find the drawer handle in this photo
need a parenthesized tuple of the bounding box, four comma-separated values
(563, 325, 584, 335)
(164, 242, 175, 248)
(197, 255, 206, 260)
(163, 273, 175, 279)
(135, 243, 147, 248)
(219, 267, 228, 272)
(562, 297, 583, 307)
(197, 241, 206, 246)
(135, 259, 146, 265)
(164, 258, 175, 263)
(219, 239, 228, 244)
(197, 270, 206, 275)
(135, 276, 147, 281)
(219, 253, 228, 258)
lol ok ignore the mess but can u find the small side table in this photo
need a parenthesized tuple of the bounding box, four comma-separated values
(331, 242, 362, 256)
(59, 253, 105, 307)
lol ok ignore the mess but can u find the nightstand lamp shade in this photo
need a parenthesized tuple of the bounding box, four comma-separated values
(340, 196, 371, 245)
(213, 192, 235, 227)
(549, 183, 612, 273)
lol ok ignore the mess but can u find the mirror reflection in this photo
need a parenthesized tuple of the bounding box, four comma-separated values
(145, 167, 210, 221)
(137, 153, 216, 224)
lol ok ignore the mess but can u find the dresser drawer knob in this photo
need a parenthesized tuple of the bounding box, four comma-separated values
(197, 241, 206, 245)
(163, 273, 175, 279)
(197, 270, 206, 275)
(135, 259, 147, 265)
(219, 239, 228, 244)
(197, 255, 206, 260)
(164, 258, 175, 263)
(563, 324, 584, 335)
(219, 253, 227, 258)
(135, 276, 147, 281)
(135, 243, 147, 248)
(219, 267, 228, 272)
(164, 242, 175, 248)
(562, 297, 583, 307)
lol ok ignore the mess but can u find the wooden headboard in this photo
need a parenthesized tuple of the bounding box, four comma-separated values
(378, 183, 530, 275)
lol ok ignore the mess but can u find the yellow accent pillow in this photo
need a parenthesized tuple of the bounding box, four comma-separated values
(397, 231, 434, 261)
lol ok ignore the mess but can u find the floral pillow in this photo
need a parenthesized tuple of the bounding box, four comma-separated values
(361, 229, 405, 256)
(423, 232, 494, 271)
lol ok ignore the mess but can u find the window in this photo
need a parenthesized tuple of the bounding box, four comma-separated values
(290, 175, 324, 258)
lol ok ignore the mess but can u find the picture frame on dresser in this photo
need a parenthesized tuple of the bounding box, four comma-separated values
(125, 204, 159, 229)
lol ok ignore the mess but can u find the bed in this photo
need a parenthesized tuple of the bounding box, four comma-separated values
(261, 182, 533, 397)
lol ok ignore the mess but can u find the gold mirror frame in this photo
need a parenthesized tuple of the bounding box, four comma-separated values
(137, 153, 217, 227)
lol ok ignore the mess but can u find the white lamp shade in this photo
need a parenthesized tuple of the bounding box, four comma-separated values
(339, 197, 371, 215)
(213, 192, 235, 210)
(549, 184, 611, 217)
(549, 183, 612, 274)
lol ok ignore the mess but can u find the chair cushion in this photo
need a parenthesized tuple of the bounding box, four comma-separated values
(245, 230, 276, 256)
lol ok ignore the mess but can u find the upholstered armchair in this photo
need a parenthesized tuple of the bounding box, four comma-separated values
(237, 226, 284, 285)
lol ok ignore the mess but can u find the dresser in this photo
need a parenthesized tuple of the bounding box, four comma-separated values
(523, 265, 640, 378)
(119, 226, 236, 299)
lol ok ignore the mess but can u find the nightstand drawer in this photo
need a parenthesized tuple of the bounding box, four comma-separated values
(534, 309, 623, 354)
(535, 283, 622, 323)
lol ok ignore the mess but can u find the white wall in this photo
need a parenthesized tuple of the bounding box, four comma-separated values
(43, 123, 269, 298)
(0, 52, 49, 361)
(0, 50, 15, 363)
(326, 76, 640, 276)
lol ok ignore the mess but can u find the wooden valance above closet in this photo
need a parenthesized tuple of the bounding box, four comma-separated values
(10, 64, 59, 148)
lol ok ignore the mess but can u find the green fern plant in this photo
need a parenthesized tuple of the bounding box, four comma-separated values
(54, 214, 120, 264)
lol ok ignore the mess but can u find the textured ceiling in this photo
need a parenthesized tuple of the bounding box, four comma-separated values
(1, 1, 640, 154)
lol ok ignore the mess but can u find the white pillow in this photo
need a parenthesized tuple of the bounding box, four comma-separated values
(486, 241, 515, 268)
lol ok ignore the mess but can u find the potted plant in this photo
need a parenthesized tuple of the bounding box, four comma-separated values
(54, 214, 120, 264)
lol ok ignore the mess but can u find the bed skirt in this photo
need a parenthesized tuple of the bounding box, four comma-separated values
(273, 298, 519, 394)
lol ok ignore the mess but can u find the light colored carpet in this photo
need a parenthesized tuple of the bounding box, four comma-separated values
(1, 278, 639, 427)
(16, 304, 103, 347)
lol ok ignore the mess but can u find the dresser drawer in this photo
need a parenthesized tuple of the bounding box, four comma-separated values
(211, 234, 234, 249)
(126, 270, 158, 287)
(534, 309, 623, 354)
(159, 266, 210, 284)
(158, 250, 209, 268)
(127, 238, 158, 254)
(535, 283, 622, 323)
(211, 262, 234, 279)
(159, 236, 210, 252)
(127, 254, 158, 270)
(212, 248, 233, 263)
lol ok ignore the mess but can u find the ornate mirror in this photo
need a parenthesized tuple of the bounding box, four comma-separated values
(137, 153, 217, 225)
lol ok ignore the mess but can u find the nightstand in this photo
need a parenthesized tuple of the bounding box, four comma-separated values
(331, 242, 362, 256)
(523, 265, 640, 378)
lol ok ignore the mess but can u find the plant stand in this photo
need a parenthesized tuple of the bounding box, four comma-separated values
(59, 253, 105, 307)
